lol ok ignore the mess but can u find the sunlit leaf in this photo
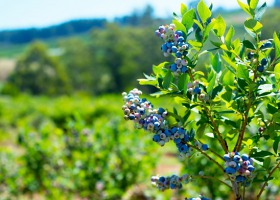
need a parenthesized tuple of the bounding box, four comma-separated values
(213, 15, 226, 37)
(244, 19, 263, 34)
(181, 3, 188, 16)
(182, 9, 196, 30)
(197, 0, 212, 24)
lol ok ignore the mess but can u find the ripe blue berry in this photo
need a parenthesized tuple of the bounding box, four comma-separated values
(261, 58, 268, 66)
(241, 154, 249, 161)
(193, 87, 201, 94)
(257, 65, 264, 72)
(247, 52, 254, 59)
(201, 144, 209, 151)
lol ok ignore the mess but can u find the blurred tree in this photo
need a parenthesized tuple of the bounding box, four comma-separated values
(88, 23, 167, 94)
(261, 8, 280, 39)
(6, 41, 70, 95)
(58, 38, 95, 92)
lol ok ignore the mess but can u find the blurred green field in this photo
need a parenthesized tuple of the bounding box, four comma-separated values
(0, 94, 187, 200)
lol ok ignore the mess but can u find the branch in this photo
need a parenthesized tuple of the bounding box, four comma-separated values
(256, 162, 280, 200)
(188, 143, 225, 172)
(205, 108, 228, 153)
(191, 175, 232, 189)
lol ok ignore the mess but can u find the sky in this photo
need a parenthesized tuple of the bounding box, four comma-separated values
(0, 0, 274, 30)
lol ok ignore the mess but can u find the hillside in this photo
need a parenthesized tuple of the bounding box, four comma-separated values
(0, 18, 106, 44)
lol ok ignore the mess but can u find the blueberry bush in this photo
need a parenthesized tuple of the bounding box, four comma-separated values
(0, 95, 161, 199)
(122, 0, 280, 199)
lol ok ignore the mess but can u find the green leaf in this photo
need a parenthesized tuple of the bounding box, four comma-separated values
(152, 62, 170, 75)
(213, 15, 226, 37)
(267, 103, 278, 114)
(237, 0, 254, 17)
(275, 63, 280, 89)
(197, 0, 212, 24)
(221, 90, 232, 102)
(273, 136, 280, 154)
(178, 73, 188, 93)
(181, 3, 188, 15)
(244, 19, 263, 34)
(193, 19, 204, 31)
(236, 64, 249, 80)
(225, 26, 235, 49)
(207, 72, 216, 93)
(223, 71, 235, 86)
(211, 40, 223, 48)
(249, 0, 259, 10)
(273, 32, 280, 59)
(203, 19, 215, 40)
(222, 55, 237, 73)
(138, 79, 157, 86)
(196, 124, 206, 138)
(211, 53, 221, 73)
(251, 150, 273, 158)
(263, 157, 271, 169)
(173, 19, 187, 34)
(163, 71, 173, 89)
(243, 40, 256, 50)
(255, 2, 267, 21)
(188, 40, 203, 48)
(182, 9, 196, 30)
(211, 85, 223, 99)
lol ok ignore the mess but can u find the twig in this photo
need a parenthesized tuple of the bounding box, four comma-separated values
(256, 162, 280, 200)
(191, 175, 232, 189)
(188, 143, 225, 172)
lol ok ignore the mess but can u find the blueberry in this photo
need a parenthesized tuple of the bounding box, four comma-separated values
(247, 52, 254, 59)
(233, 155, 241, 162)
(261, 58, 268, 66)
(224, 154, 230, 161)
(170, 63, 177, 72)
(171, 127, 178, 134)
(257, 65, 264, 72)
(193, 87, 201, 94)
(158, 107, 165, 115)
(153, 134, 161, 142)
(170, 183, 176, 189)
(178, 36, 184, 42)
(171, 46, 178, 53)
(174, 138, 181, 144)
(181, 66, 187, 73)
(183, 134, 189, 142)
(201, 144, 209, 151)
(241, 154, 249, 161)
(166, 42, 173, 48)
(248, 165, 255, 172)
(161, 43, 168, 52)
(175, 51, 182, 58)
(159, 176, 165, 182)
(180, 145, 189, 153)
(236, 175, 246, 183)
(225, 167, 236, 174)
(175, 30, 183, 36)
(260, 41, 273, 49)
(164, 129, 172, 137)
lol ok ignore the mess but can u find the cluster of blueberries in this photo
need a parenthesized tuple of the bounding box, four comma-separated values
(151, 174, 189, 191)
(122, 89, 209, 158)
(224, 152, 255, 185)
(247, 52, 268, 73)
(154, 24, 190, 75)
(187, 81, 209, 102)
(187, 195, 210, 200)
